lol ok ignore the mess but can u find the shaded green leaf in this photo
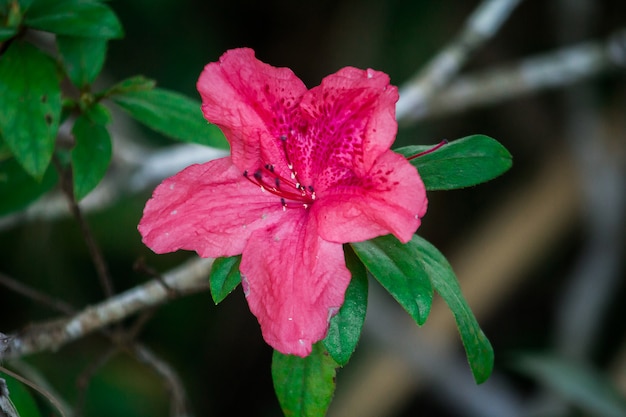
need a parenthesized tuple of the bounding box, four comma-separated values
(0, 27, 17, 41)
(71, 104, 112, 200)
(209, 255, 242, 304)
(25, 0, 123, 39)
(272, 343, 338, 417)
(100, 75, 156, 97)
(0, 157, 57, 216)
(2, 372, 42, 417)
(513, 354, 626, 417)
(395, 135, 512, 190)
(351, 234, 432, 326)
(112, 88, 228, 149)
(412, 235, 494, 384)
(0, 41, 61, 179)
(323, 245, 368, 366)
(57, 35, 107, 87)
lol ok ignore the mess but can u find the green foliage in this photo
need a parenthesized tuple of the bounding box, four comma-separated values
(57, 35, 107, 88)
(1, 373, 42, 417)
(0, 27, 17, 40)
(209, 255, 242, 304)
(0, 158, 57, 216)
(112, 88, 229, 149)
(513, 354, 626, 417)
(272, 343, 338, 417)
(0, 41, 61, 179)
(352, 235, 433, 326)
(411, 235, 494, 384)
(396, 134, 512, 190)
(101, 75, 156, 97)
(70, 104, 112, 200)
(352, 234, 494, 384)
(323, 246, 368, 366)
(24, 0, 123, 39)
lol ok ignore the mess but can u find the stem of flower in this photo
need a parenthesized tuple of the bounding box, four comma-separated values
(406, 139, 448, 161)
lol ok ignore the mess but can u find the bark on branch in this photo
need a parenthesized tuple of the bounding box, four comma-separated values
(1, 257, 213, 360)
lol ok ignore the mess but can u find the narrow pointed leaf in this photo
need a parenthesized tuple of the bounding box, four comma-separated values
(412, 235, 494, 383)
(24, 0, 123, 39)
(272, 343, 338, 417)
(112, 88, 229, 149)
(0, 157, 57, 216)
(100, 75, 156, 97)
(513, 354, 626, 417)
(395, 135, 512, 190)
(323, 245, 368, 366)
(57, 35, 107, 87)
(209, 255, 242, 304)
(71, 104, 112, 200)
(351, 234, 432, 326)
(0, 41, 61, 179)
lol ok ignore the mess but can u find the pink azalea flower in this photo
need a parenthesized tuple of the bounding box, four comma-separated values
(138, 48, 428, 357)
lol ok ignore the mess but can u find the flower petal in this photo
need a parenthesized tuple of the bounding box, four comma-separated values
(290, 67, 399, 188)
(197, 48, 307, 177)
(139, 157, 285, 257)
(240, 212, 351, 357)
(314, 150, 427, 244)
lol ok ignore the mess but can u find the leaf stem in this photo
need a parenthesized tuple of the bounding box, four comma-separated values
(53, 157, 115, 298)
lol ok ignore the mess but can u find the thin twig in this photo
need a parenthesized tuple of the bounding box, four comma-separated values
(408, 28, 626, 122)
(0, 272, 75, 315)
(1, 257, 214, 360)
(0, 365, 68, 417)
(133, 344, 191, 417)
(7, 359, 73, 417)
(74, 347, 119, 417)
(396, 0, 523, 121)
(53, 158, 115, 298)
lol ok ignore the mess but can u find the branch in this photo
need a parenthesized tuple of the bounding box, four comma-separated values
(0, 143, 228, 232)
(133, 344, 191, 417)
(1, 257, 214, 360)
(406, 28, 626, 122)
(396, 0, 522, 121)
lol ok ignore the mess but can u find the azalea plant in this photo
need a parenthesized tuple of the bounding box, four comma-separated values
(138, 48, 511, 414)
(0, 1, 513, 416)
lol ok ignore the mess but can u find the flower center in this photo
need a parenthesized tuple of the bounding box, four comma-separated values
(243, 135, 315, 211)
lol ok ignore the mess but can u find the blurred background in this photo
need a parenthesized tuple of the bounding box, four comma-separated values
(1, 0, 625, 416)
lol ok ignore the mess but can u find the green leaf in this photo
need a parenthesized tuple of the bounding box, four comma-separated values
(2, 372, 42, 417)
(71, 104, 112, 200)
(209, 256, 242, 304)
(412, 235, 494, 384)
(272, 343, 338, 417)
(112, 88, 229, 149)
(395, 135, 512, 190)
(100, 75, 156, 97)
(0, 27, 17, 41)
(57, 35, 107, 87)
(0, 41, 61, 179)
(351, 234, 432, 326)
(24, 0, 123, 39)
(513, 354, 626, 417)
(323, 245, 368, 366)
(0, 157, 57, 216)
